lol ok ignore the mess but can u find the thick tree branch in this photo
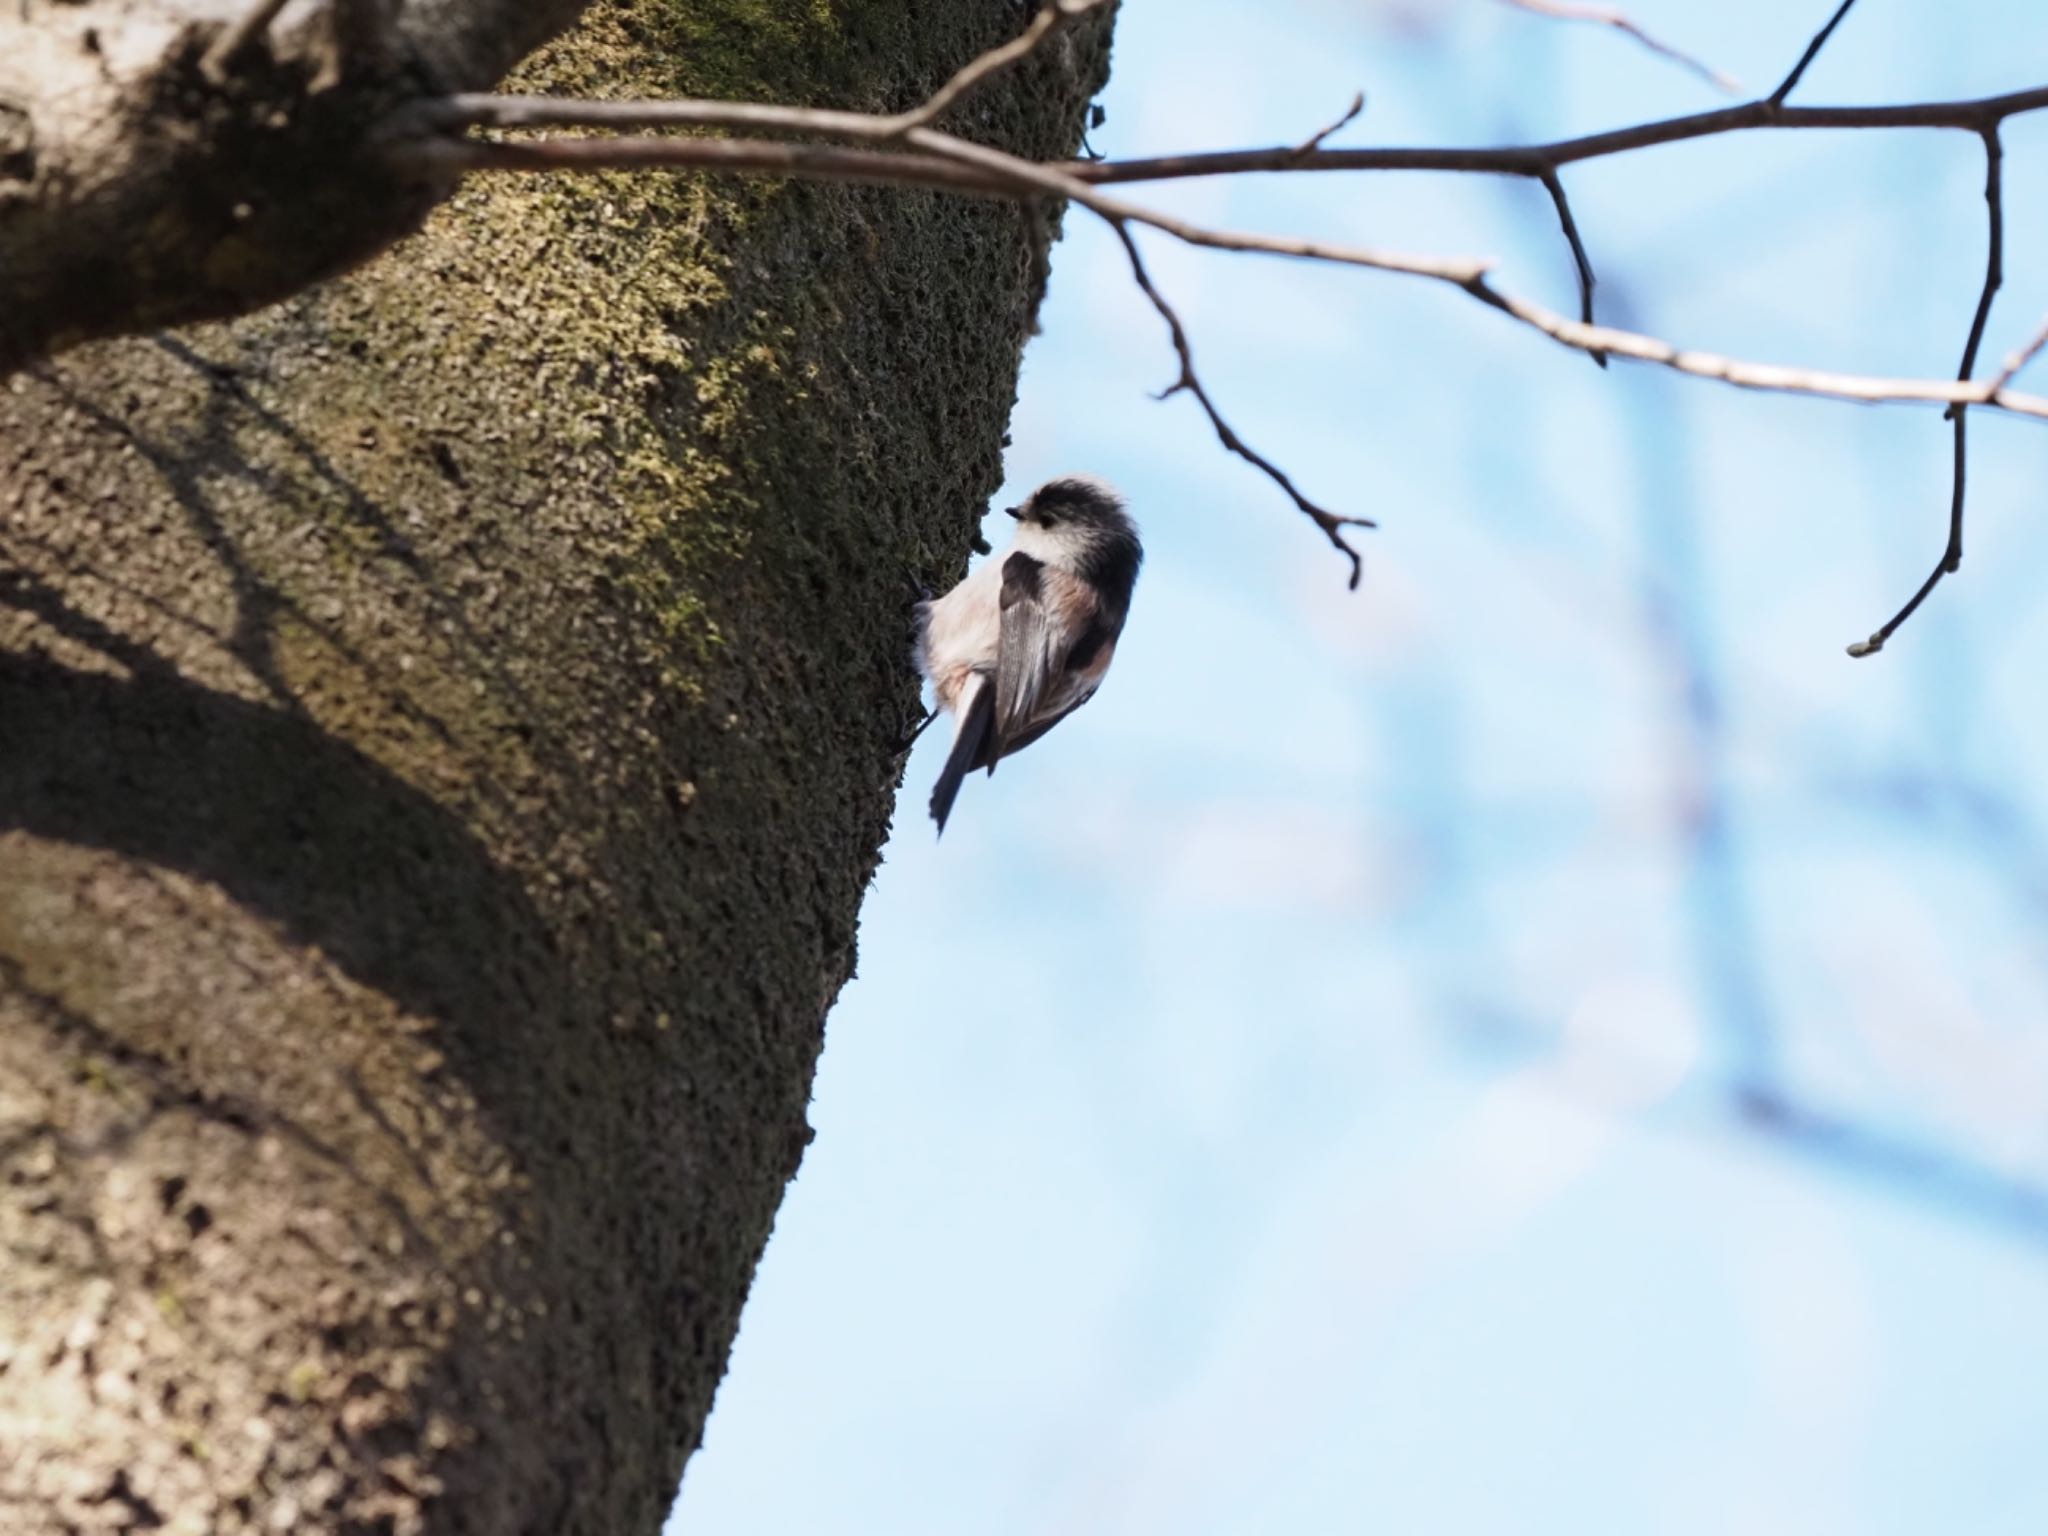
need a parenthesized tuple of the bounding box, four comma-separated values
(0, 0, 597, 375)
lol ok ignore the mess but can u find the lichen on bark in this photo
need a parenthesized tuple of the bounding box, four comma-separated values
(0, 3, 1113, 1531)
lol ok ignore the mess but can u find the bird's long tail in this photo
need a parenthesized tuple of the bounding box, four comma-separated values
(930, 675, 995, 836)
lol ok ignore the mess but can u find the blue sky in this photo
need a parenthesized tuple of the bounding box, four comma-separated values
(672, 3, 2048, 1531)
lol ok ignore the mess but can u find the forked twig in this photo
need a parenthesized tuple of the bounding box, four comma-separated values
(1847, 126, 2001, 658)
(1292, 92, 1366, 158)
(1111, 222, 1376, 589)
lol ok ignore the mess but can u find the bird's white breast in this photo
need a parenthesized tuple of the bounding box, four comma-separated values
(915, 559, 1003, 712)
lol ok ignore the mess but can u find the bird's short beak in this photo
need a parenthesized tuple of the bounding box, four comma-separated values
(1004, 504, 1023, 520)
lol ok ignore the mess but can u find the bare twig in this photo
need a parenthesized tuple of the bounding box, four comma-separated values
(398, 134, 1008, 196)
(200, 0, 293, 82)
(883, 0, 1112, 136)
(1847, 127, 2002, 659)
(1540, 170, 1604, 367)
(1771, 0, 1862, 106)
(905, 119, 1492, 282)
(396, 96, 1496, 288)
(1495, 0, 1739, 95)
(1111, 223, 1375, 588)
(1465, 280, 2048, 418)
(1292, 92, 1366, 158)
(1069, 84, 2048, 185)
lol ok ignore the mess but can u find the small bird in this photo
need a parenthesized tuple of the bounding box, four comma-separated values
(914, 474, 1142, 835)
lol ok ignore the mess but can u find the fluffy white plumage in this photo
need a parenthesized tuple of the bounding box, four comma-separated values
(913, 475, 1142, 834)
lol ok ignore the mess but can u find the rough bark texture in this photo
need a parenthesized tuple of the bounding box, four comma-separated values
(0, 3, 1112, 1531)
(0, 0, 603, 375)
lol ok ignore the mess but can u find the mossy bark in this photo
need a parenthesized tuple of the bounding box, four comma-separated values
(0, 4, 1111, 1531)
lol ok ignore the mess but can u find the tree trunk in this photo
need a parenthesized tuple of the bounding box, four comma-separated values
(0, 4, 1111, 1531)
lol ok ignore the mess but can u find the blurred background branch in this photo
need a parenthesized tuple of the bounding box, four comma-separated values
(1494, 0, 1740, 95)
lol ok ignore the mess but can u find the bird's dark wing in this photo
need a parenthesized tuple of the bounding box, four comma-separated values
(991, 552, 1114, 769)
(994, 552, 1066, 753)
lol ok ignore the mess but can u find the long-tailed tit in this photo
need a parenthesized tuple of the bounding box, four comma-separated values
(913, 474, 1142, 834)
